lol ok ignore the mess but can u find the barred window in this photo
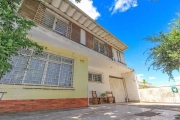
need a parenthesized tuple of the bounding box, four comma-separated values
(93, 38, 107, 55)
(55, 19, 68, 36)
(0, 49, 74, 87)
(88, 72, 102, 83)
(42, 10, 55, 29)
(41, 10, 68, 36)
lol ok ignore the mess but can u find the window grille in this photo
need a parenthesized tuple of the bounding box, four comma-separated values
(42, 10, 68, 36)
(55, 19, 68, 36)
(0, 49, 74, 87)
(42, 10, 55, 29)
(94, 39, 99, 52)
(93, 38, 107, 55)
(88, 72, 102, 83)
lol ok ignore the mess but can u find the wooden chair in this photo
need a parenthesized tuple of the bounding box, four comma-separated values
(92, 91, 101, 104)
(106, 91, 115, 103)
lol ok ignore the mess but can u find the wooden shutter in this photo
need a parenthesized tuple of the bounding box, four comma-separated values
(86, 32, 93, 49)
(18, 0, 40, 20)
(71, 23, 80, 43)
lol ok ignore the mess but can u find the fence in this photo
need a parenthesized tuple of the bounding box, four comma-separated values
(139, 86, 180, 103)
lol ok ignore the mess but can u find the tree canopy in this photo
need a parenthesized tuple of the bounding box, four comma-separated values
(0, 0, 43, 77)
(146, 14, 180, 80)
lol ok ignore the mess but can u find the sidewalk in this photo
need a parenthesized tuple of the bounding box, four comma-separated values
(0, 104, 179, 120)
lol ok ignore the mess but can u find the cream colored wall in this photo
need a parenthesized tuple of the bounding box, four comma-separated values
(88, 66, 122, 97)
(139, 86, 180, 103)
(0, 41, 88, 100)
(122, 71, 140, 101)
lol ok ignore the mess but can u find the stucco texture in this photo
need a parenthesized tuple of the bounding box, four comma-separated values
(0, 41, 88, 100)
(139, 86, 180, 103)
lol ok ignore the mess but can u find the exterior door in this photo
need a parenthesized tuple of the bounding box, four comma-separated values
(109, 77, 126, 102)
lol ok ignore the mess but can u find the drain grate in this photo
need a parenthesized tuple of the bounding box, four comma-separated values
(134, 111, 160, 117)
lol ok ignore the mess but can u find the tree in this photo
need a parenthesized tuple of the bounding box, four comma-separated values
(142, 79, 147, 88)
(0, 0, 44, 77)
(145, 14, 180, 80)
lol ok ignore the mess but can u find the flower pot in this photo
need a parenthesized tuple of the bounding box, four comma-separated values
(108, 97, 113, 103)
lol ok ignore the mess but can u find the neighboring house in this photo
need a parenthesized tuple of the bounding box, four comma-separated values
(138, 81, 155, 89)
(0, 0, 140, 113)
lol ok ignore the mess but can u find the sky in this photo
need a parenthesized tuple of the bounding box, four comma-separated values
(70, 0, 180, 86)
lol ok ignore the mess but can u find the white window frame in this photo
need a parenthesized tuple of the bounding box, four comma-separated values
(80, 29, 86, 45)
(112, 47, 125, 64)
(88, 72, 103, 83)
(0, 49, 74, 87)
(93, 37, 107, 55)
(43, 9, 69, 36)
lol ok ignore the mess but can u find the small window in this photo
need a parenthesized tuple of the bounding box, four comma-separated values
(42, 11, 55, 29)
(55, 18, 68, 36)
(93, 38, 107, 55)
(88, 72, 102, 83)
(41, 10, 68, 36)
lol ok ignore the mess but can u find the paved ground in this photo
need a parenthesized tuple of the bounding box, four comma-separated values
(126, 102, 180, 112)
(0, 103, 180, 120)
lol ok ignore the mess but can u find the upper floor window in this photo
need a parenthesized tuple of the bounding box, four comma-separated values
(112, 48, 125, 64)
(88, 72, 102, 83)
(42, 9, 69, 36)
(0, 49, 74, 87)
(93, 38, 107, 55)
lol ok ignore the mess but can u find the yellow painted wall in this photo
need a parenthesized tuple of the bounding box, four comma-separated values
(0, 41, 88, 100)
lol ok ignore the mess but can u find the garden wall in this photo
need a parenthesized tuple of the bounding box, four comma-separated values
(139, 86, 180, 103)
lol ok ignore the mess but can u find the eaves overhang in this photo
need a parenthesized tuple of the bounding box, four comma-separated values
(43, 0, 128, 51)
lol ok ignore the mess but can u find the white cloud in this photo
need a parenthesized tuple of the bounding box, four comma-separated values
(136, 74, 144, 77)
(110, 0, 138, 14)
(149, 77, 156, 80)
(174, 76, 180, 80)
(136, 74, 144, 81)
(70, 0, 100, 20)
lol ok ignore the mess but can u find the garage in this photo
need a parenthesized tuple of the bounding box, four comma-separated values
(109, 77, 126, 103)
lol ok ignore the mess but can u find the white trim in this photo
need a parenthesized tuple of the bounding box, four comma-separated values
(88, 71, 104, 83)
(46, 8, 69, 24)
(1, 49, 74, 87)
(80, 29, 86, 45)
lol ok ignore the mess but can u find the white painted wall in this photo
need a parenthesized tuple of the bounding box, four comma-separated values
(29, 26, 139, 102)
(80, 29, 86, 45)
(122, 71, 140, 101)
(88, 66, 122, 98)
(139, 86, 180, 103)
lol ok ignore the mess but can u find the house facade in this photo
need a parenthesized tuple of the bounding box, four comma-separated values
(0, 0, 140, 113)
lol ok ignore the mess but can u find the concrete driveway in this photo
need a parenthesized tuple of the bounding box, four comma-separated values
(0, 103, 179, 120)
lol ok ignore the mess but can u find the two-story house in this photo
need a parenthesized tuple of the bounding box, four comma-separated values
(0, 0, 140, 113)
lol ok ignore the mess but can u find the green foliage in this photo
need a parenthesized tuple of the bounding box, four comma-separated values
(175, 114, 180, 119)
(146, 14, 180, 80)
(0, 0, 43, 77)
(142, 79, 147, 88)
(100, 93, 107, 97)
(74, 0, 81, 3)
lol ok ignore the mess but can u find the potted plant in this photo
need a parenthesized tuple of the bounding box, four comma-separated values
(100, 93, 107, 103)
(108, 97, 114, 103)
